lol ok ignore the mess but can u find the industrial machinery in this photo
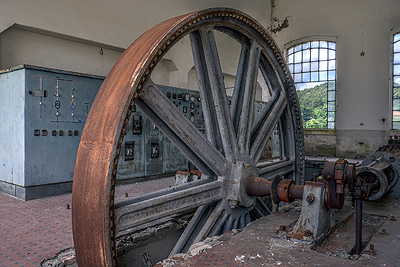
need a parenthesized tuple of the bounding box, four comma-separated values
(356, 144, 400, 201)
(72, 7, 304, 267)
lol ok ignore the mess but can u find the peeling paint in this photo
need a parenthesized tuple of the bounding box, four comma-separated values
(271, 16, 291, 34)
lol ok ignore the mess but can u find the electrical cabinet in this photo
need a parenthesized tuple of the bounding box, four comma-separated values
(0, 65, 103, 200)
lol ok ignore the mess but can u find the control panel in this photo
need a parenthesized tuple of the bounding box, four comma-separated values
(161, 85, 205, 133)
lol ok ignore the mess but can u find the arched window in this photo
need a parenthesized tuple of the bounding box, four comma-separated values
(286, 40, 336, 129)
(392, 32, 400, 129)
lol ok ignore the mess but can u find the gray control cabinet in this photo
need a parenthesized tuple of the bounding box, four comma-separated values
(0, 65, 193, 200)
(0, 65, 103, 200)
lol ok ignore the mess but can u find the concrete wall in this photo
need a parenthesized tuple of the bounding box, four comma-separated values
(0, 26, 123, 77)
(272, 0, 400, 158)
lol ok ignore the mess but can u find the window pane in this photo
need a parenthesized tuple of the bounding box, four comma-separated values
(303, 62, 310, 72)
(294, 73, 302, 83)
(320, 41, 328, 48)
(328, 122, 335, 129)
(328, 60, 336, 70)
(294, 44, 302, 52)
(328, 81, 336, 91)
(303, 42, 311, 49)
(320, 71, 328, 80)
(303, 49, 310, 62)
(295, 63, 302, 73)
(288, 54, 294, 64)
(328, 50, 336, 60)
(394, 99, 400, 110)
(328, 101, 335, 111)
(394, 53, 400, 64)
(328, 90, 335, 101)
(393, 121, 400, 129)
(328, 70, 336, 80)
(394, 87, 400, 100)
(311, 41, 319, 48)
(288, 47, 294, 55)
(394, 64, 400, 75)
(311, 72, 319, 81)
(328, 42, 336, 50)
(288, 63, 294, 73)
(302, 72, 311, 82)
(320, 60, 328, 71)
(328, 112, 335, 121)
(311, 49, 319, 61)
(311, 61, 319, 71)
(294, 51, 302, 62)
(320, 49, 328, 60)
(394, 41, 400, 53)
(394, 77, 400, 87)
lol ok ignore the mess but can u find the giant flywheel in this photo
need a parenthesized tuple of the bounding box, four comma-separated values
(72, 8, 304, 266)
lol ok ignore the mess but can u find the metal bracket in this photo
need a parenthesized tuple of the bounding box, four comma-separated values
(288, 182, 335, 243)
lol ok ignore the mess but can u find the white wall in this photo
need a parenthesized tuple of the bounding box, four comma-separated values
(0, 0, 269, 77)
(0, 26, 123, 77)
(272, 0, 400, 158)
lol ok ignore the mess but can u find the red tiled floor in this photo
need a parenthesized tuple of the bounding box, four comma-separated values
(0, 176, 175, 267)
(0, 192, 73, 266)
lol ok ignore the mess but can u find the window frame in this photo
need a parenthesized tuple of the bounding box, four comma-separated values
(391, 29, 400, 130)
(284, 36, 338, 130)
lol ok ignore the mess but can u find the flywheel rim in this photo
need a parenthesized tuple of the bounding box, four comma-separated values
(72, 8, 304, 267)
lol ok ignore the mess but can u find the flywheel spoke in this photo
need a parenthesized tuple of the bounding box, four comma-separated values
(258, 159, 296, 179)
(114, 179, 223, 233)
(190, 28, 238, 161)
(250, 92, 288, 162)
(168, 201, 228, 256)
(231, 41, 261, 155)
(191, 201, 226, 244)
(138, 79, 227, 177)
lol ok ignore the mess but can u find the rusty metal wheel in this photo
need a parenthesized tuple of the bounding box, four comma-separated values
(72, 8, 304, 267)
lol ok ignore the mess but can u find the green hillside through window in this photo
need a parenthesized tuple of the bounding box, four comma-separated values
(297, 82, 334, 129)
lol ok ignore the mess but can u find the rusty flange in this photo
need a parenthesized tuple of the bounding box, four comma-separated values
(323, 159, 355, 209)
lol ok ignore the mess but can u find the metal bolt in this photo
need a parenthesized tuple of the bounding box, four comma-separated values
(229, 200, 238, 208)
(306, 194, 315, 203)
(369, 244, 374, 253)
(304, 230, 312, 237)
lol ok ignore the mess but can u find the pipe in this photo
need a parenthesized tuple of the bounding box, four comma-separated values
(245, 176, 272, 197)
(354, 178, 363, 255)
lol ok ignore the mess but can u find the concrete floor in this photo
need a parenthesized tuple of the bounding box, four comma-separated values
(0, 177, 399, 267)
(156, 199, 400, 266)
